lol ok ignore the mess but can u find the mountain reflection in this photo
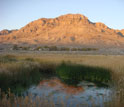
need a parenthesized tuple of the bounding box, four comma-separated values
(38, 78, 84, 94)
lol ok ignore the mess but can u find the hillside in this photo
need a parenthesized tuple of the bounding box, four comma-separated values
(0, 14, 124, 48)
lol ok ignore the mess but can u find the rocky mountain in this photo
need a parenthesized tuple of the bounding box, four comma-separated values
(0, 29, 17, 35)
(0, 14, 124, 48)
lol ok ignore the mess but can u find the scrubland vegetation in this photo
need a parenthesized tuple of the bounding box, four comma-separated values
(0, 54, 124, 106)
(12, 44, 98, 51)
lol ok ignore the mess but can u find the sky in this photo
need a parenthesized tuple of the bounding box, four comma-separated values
(0, 0, 124, 31)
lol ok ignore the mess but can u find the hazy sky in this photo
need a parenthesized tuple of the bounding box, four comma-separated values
(0, 0, 124, 30)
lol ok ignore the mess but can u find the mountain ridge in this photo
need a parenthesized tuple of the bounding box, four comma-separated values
(0, 14, 124, 48)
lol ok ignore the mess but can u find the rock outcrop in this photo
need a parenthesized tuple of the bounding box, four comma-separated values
(0, 29, 17, 35)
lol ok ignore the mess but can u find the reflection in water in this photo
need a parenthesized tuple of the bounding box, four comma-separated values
(39, 78, 83, 94)
(26, 77, 112, 106)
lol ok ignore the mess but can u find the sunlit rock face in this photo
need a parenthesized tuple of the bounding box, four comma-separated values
(0, 29, 17, 35)
(0, 14, 124, 47)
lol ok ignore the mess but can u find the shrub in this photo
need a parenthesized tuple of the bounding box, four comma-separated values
(49, 46, 58, 51)
(13, 44, 18, 50)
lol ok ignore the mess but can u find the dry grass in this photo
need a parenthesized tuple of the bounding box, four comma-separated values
(0, 53, 124, 106)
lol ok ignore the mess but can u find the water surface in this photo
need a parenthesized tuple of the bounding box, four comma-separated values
(26, 77, 112, 106)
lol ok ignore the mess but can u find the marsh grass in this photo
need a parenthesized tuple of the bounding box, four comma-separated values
(0, 63, 42, 94)
(0, 54, 124, 106)
(56, 62, 112, 87)
(0, 55, 56, 94)
(0, 55, 17, 63)
(0, 88, 123, 107)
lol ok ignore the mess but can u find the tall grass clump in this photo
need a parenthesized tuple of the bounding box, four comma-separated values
(56, 62, 112, 86)
(0, 56, 56, 94)
(0, 62, 42, 94)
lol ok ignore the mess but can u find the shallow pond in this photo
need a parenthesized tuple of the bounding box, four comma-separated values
(25, 77, 112, 106)
(0, 62, 113, 106)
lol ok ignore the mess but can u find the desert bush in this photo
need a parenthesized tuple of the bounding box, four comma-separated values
(12, 44, 18, 50)
(35, 46, 42, 51)
(21, 47, 30, 50)
(49, 46, 58, 51)
(44, 45, 49, 49)
(60, 47, 70, 51)
(71, 48, 78, 51)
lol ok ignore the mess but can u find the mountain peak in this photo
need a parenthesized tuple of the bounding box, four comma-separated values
(57, 14, 88, 19)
